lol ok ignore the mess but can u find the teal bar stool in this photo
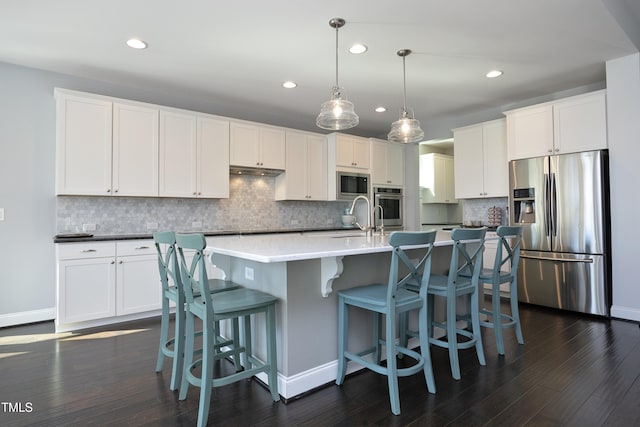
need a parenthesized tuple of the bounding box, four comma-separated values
(175, 233, 280, 427)
(336, 231, 437, 416)
(153, 231, 240, 391)
(478, 226, 524, 355)
(407, 227, 487, 381)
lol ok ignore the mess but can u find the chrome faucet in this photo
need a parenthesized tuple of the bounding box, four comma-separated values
(373, 204, 384, 236)
(349, 195, 373, 236)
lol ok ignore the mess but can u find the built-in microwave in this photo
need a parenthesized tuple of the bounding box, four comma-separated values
(337, 172, 370, 200)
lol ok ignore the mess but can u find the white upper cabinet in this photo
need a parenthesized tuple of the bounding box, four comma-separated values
(371, 138, 404, 186)
(453, 118, 508, 199)
(159, 111, 197, 197)
(553, 91, 607, 154)
(420, 153, 456, 203)
(275, 130, 327, 201)
(56, 91, 113, 195)
(159, 111, 229, 198)
(229, 121, 286, 170)
(505, 90, 607, 160)
(56, 89, 159, 197)
(112, 102, 159, 197)
(197, 116, 230, 198)
(329, 133, 371, 170)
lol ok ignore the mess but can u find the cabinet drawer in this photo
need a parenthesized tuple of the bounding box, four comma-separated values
(57, 241, 116, 260)
(117, 239, 156, 256)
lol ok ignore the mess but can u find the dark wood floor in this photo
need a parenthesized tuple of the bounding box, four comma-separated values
(1, 301, 639, 426)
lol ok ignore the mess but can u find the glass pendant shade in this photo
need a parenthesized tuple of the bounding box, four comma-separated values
(316, 18, 359, 130)
(316, 86, 359, 130)
(388, 49, 424, 143)
(388, 108, 424, 143)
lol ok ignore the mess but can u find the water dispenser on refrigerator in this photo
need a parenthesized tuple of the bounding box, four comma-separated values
(512, 188, 535, 224)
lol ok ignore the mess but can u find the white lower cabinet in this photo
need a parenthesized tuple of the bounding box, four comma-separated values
(56, 240, 161, 332)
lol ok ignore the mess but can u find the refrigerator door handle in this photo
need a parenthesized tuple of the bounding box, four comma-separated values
(544, 172, 551, 237)
(520, 254, 594, 264)
(550, 172, 557, 237)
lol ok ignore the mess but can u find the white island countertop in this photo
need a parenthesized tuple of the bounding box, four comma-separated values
(205, 229, 485, 263)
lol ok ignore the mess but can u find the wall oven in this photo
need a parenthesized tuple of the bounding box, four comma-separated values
(373, 187, 403, 229)
(337, 172, 370, 200)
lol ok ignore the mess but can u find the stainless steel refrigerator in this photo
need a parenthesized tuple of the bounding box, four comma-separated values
(509, 150, 611, 316)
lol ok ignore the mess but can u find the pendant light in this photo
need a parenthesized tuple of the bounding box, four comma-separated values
(316, 18, 359, 130)
(388, 49, 424, 143)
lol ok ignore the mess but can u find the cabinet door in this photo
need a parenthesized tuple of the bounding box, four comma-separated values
(279, 131, 307, 200)
(116, 254, 161, 315)
(351, 137, 371, 169)
(506, 105, 553, 160)
(553, 91, 607, 154)
(443, 156, 456, 203)
(482, 119, 508, 197)
(259, 127, 286, 169)
(306, 134, 327, 199)
(230, 122, 260, 167)
(56, 93, 112, 195)
(453, 126, 485, 198)
(370, 140, 388, 185)
(58, 258, 116, 324)
(386, 143, 404, 186)
(198, 116, 230, 198)
(335, 135, 355, 167)
(159, 110, 197, 197)
(112, 103, 159, 196)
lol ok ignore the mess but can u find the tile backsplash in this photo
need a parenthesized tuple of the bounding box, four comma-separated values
(462, 197, 508, 226)
(56, 175, 351, 235)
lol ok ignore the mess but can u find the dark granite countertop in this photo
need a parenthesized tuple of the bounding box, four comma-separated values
(53, 227, 349, 243)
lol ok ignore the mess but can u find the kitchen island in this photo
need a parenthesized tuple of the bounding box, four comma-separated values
(206, 229, 479, 399)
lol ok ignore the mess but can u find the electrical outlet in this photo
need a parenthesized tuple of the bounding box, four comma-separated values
(83, 223, 96, 232)
(192, 221, 202, 229)
(326, 218, 333, 225)
(0, 208, 4, 221)
(146, 222, 158, 230)
(244, 267, 254, 281)
(291, 219, 299, 225)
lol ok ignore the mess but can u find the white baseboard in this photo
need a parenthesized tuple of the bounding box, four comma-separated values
(0, 307, 55, 328)
(611, 305, 640, 322)
(255, 337, 423, 400)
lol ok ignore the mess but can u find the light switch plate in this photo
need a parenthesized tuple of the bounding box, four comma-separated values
(83, 223, 96, 232)
(0, 208, 4, 221)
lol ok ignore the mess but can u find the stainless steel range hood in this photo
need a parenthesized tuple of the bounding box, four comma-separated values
(229, 166, 284, 177)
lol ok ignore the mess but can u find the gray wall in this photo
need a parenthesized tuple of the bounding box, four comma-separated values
(606, 53, 640, 321)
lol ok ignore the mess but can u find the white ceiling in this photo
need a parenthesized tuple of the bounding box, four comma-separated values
(2, 0, 639, 140)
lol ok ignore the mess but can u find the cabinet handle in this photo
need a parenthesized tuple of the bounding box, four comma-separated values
(114, 189, 118, 193)
(107, 189, 111, 193)
(135, 246, 150, 250)
(198, 192, 201, 195)
(81, 249, 97, 253)
(111, 261, 115, 264)
(193, 192, 197, 195)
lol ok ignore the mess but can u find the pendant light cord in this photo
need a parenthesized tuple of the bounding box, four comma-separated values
(335, 25, 340, 89)
(402, 55, 407, 113)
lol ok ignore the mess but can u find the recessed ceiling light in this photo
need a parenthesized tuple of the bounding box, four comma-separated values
(282, 81, 297, 89)
(375, 106, 387, 113)
(486, 70, 503, 78)
(349, 44, 368, 54)
(126, 38, 147, 49)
